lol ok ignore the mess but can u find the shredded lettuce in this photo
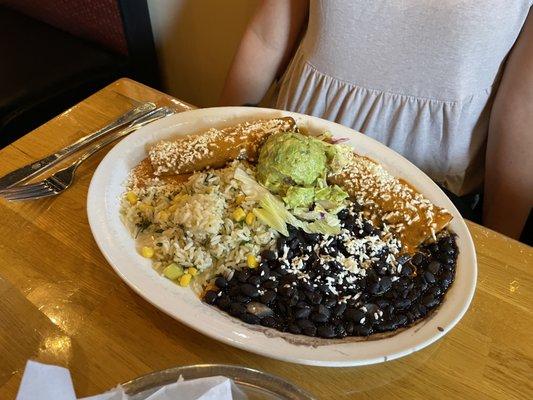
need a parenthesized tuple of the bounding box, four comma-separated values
(283, 186, 315, 209)
(234, 167, 341, 236)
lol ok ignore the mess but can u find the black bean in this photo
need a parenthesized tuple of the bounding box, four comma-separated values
(236, 269, 250, 283)
(323, 297, 337, 308)
(228, 286, 241, 297)
(440, 271, 453, 290)
(418, 304, 428, 317)
(410, 307, 422, 320)
(288, 295, 300, 307)
(229, 303, 246, 317)
(317, 325, 336, 338)
(281, 274, 297, 285)
(368, 282, 380, 295)
(417, 281, 428, 293)
(363, 221, 375, 234)
(261, 249, 277, 261)
(332, 302, 347, 317)
(216, 295, 231, 310)
(294, 307, 311, 319)
(439, 253, 455, 265)
(248, 276, 261, 286)
(258, 265, 270, 281)
(296, 300, 310, 308)
(214, 277, 227, 289)
(296, 318, 315, 329)
(288, 324, 301, 334)
(240, 284, 259, 298)
(395, 298, 411, 310)
(441, 242, 454, 254)
(241, 313, 260, 325)
(345, 308, 365, 322)
(277, 302, 288, 315)
(262, 279, 278, 290)
(421, 294, 439, 308)
(277, 237, 289, 250)
(311, 313, 329, 323)
(204, 290, 218, 304)
(235, 295, 251, 303)
(364, 303, 378, 314)
(423, 271, 436, 284)
(400, 263, 413, 276)
(379, 276, 392, 293)
(260, 290, 276, 304)
(302, 326, 317, 336)
(395, 314, 408, 326)
(356, 325, 373, 336)
(336, 324, 347, 338)
(426, 286, 442, 298)
(337, 208, 350, 220)
(343, 321, 354, 335)
(307, 292, 323, 305)
(379, 305, 392, 321)
(261, 316, 278, 328)
(427, 261, 441, 275)
(411, 252, 424, 266)
(317, 304, 331, 317)
(376, 299, 389, 309)
(279, 285, 296, 298)
(408, 290, 419, 302)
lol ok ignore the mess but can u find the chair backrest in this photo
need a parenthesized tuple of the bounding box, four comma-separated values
(0, 0, 128, 55)
(0, 0, 159, 86)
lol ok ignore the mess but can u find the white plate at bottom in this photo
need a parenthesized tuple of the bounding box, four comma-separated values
(87, 107, 477, 366)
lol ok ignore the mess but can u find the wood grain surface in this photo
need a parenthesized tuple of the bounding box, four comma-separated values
(0, 78, 531, 399)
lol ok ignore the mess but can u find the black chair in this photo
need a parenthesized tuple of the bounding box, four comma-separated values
(0, 0, 159, 148)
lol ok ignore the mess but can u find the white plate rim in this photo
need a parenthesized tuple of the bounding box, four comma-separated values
(87, 106, 477, 367)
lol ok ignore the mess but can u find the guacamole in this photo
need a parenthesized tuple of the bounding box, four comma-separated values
(257, 132, 327, 194)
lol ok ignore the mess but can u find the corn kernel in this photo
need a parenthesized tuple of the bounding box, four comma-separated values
(141, 246, 154, 258)
(126, 191, 138, 205)
(179, 273, 192, 286)
(139, 203, 154, 214)
(235, 194, 246, 205)
(247, 254, 259, 268)
(232, 207, 246, 222)
(187, 267, 198, 276)
(245, 212, 256, 225)
(163, 263, 183, 280)
(157, 211, 170, 222)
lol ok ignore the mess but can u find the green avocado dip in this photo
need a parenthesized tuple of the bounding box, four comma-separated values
(257, 132, 327, 195)
(256, 132, 349, 210)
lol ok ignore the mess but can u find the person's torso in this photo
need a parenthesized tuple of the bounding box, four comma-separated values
(302, 0, 532, 101)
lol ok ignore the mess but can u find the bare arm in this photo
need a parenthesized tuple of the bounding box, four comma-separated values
(219, 0, 309, 106)
(484, 11, 533, 239)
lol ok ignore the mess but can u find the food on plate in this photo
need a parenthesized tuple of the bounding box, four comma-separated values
(257, 132, 328, 194)
(328, 154, 453, 252)
(120, 116, 458, 339)
(148, 117, 295, 176)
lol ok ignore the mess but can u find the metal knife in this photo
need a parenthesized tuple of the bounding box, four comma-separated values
(0, 102, 157, 190)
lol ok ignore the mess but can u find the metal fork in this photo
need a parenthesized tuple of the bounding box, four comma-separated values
(0, 107, 175, 201)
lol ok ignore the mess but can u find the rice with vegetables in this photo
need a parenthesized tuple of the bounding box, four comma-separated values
(120, 161, 278, 283)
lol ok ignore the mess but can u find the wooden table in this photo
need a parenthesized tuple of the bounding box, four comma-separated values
(0, 78, 531, 400)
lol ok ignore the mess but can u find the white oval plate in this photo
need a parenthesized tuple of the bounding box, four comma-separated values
(87, 107, 477, 367)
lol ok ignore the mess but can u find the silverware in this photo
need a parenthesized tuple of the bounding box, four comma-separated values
(0, 107, 174, 201)
(0, 102, 157, 190)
